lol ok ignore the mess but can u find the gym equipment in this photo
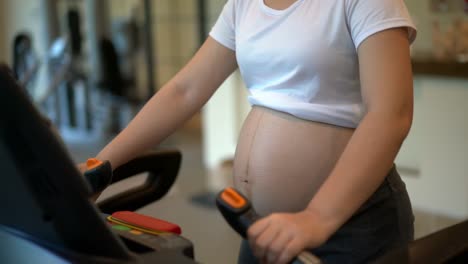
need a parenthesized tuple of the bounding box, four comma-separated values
(83, 158, 113, 195)
(216, 187, 468, 264)
(12, 32, 40, 89)
(0, 65, 196, 263)
(216, 188, 322, 264)
(11, 29, 91, 131)
(107, 211, 182, 235)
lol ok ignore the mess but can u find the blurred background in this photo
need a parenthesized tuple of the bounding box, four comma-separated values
(0, 0, 466, 263)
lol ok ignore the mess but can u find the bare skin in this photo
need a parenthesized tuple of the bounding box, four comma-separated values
(263, 0, 299, 10)
(233, 106, 354, 217)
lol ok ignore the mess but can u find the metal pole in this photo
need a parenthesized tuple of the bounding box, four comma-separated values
(41, 0, 61, 126)
(143, 0, 156, 98)
(42, 0, 60, 47)
(84, 0, 112, 131)
(85, 0, 111, 85)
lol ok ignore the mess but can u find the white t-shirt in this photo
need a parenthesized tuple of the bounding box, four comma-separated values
(209, 0, 417, 128)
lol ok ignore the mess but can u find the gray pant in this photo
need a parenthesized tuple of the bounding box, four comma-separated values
(238, 167, 414, 264)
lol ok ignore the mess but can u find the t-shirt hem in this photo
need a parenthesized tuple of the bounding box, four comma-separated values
(248, 96, 360, 129)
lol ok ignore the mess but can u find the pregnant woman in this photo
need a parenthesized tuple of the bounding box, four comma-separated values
(89, 1, 417, 263)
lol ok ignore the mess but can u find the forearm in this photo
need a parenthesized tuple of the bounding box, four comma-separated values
(306, 111, 412, 238)
(96, 80, 207, 168)
(94, 37, 237, 169)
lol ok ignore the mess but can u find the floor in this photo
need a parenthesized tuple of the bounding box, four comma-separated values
(63, 114, 463, 264)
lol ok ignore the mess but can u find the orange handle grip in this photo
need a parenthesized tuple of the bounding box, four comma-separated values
(86, 158, 103, 170)
(220, 187, 247, 209)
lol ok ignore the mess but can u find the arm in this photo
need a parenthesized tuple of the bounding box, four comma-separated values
(305, 27, 414, 238)
(95, 37, 237, 168)
(248, 28, 414, 264)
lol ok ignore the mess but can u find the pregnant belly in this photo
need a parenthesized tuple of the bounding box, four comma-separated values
(233, 106, 354, 216)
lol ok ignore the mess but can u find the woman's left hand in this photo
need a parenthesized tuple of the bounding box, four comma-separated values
(247, 210, 329, 264)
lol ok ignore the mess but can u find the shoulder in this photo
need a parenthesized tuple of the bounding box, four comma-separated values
(344, 0, 416, 48)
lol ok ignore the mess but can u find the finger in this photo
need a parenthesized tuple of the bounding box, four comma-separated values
(247, 218, 270, 260)
(266, 231, 294, 264)
(248, 216, 271, 240)
(276, 239, 303, 264)
(253, 223, 281, 261)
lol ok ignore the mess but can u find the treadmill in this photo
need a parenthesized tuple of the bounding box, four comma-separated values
(0, 65, 197, 263)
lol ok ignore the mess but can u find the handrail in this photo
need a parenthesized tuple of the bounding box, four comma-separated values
(97, 150, 182, 214)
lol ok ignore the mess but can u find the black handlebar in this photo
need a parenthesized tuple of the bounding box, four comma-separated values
(215, 188, 322, 264)
(96, 150, 181, 214)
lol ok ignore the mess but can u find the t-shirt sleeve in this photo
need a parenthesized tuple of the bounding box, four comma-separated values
(346, 0, 417, 49)
(209, 0, 237, 51)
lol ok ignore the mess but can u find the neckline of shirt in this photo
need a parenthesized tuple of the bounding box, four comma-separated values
(259, 0, 305, 16)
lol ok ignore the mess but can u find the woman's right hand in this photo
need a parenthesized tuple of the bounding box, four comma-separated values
(77, 162, 102, 202)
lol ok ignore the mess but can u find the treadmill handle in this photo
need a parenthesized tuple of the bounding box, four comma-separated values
(216, 188, 322, 264)
(97, 150, 182, 214)
(83, 158, 113, 195)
